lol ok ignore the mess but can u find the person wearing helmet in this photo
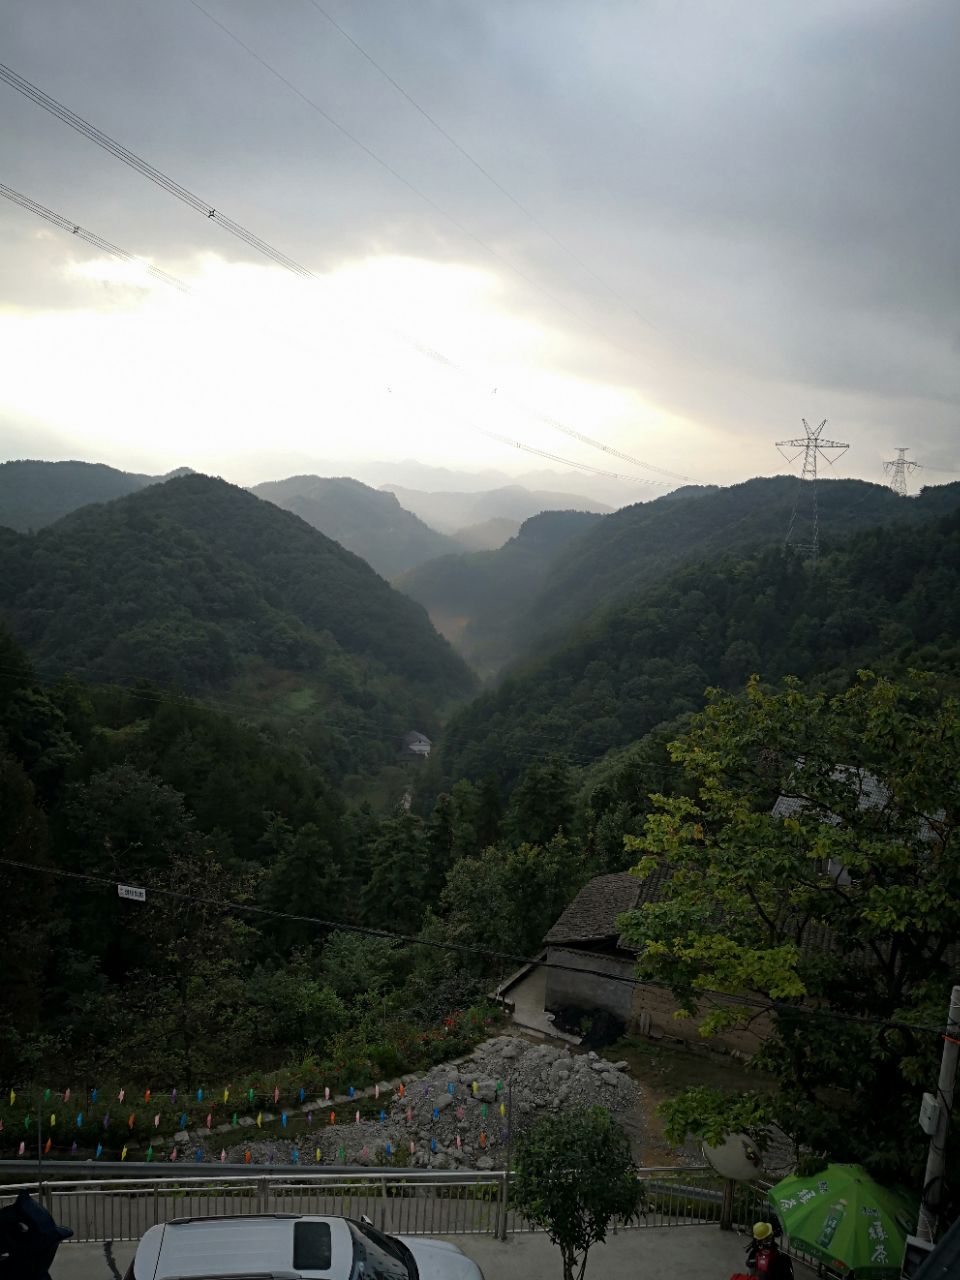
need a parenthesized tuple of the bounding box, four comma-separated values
(746, 1220, 794, 1280)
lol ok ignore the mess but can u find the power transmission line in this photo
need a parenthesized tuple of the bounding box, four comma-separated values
(775, 418, 849, 562)
(0, 182, 189, 293)
(303, 0, 685, 356)
(184, 1, 689, 483)
(0, 180, 678, 489)
(0, 62, 314, 278)
(184, 2, 646, 370)
(470, 425, 662, 485)
(0, 62, 688, 488)
(883, 447, 921, 497)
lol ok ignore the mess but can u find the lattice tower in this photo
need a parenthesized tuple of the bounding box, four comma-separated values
(775, 418, 849, 562)
(883, 447, 921, 497)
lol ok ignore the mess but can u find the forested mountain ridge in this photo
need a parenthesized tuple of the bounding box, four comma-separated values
(0, 458, 192, 531)
(397, 509, 605, 677)
(252, 474, 459, 578)
(0, 474, 475, 771)
(436, 498, 960, 786)
(525, 476, 960, 651)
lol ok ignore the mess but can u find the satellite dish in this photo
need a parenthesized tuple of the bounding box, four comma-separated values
(702, 1133, 764, 1181)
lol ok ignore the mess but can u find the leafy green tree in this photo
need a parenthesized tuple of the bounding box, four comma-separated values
(436, 834, 590, 970)
(362, 811, 429, 934)
(260, 816, 343, 950)
(619, 672, 960, 1181)
(475, 773, 503, 848)
(506, 759, 575, 845)
(512, 1106, 642, 1280)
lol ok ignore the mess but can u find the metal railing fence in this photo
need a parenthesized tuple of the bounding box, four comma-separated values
(0, 1165, 771, 1244)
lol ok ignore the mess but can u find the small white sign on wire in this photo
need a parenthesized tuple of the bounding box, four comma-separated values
(117, 883, 147, 902)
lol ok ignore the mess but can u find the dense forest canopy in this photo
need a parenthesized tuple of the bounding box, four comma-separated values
(1, 465, 958, 1196)
(0, 473, 475, 775)
(526, 476, 960, 656)
(436, 499, 960, 787)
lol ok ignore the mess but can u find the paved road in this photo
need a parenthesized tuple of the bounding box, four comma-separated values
(51, 1224, 755, 1280)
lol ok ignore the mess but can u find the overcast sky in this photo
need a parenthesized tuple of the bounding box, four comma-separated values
(1, 0, 957, 495)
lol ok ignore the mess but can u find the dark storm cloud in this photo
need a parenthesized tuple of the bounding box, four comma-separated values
(1, 0, 957, 470)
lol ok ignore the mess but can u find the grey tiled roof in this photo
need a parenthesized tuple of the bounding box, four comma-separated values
(772, 765, 889, 822)
(544, 866, 672, 946)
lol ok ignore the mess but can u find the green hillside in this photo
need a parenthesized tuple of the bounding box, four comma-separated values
(525, 476, 960, 652)
(0, 474, 475, 772)
(252, 474, 459, 578)
(0, 458, 189, 531)
(397, 509, 605, 677)
(438, 498, 960, 785)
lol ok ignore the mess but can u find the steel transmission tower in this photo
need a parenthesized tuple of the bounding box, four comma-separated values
(775, 418, 849, 562)
(883, 447, 921, 497)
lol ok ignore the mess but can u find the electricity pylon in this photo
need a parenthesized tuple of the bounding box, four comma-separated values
(776, 418, 849, 562)
(883, 447, 921, 497)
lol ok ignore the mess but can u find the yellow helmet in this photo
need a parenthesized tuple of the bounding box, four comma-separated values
(753, 1221, 774, 1241)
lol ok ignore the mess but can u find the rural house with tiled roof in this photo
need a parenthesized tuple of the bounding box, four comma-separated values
(542, 869, 774, 1056)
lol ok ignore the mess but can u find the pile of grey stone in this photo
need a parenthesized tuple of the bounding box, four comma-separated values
(224, 1035, 638, 1169)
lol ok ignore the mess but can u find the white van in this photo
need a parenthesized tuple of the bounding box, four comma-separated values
(123, 1213, 485, 1280)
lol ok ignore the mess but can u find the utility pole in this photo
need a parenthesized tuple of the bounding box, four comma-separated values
(775, 419, 849, 562)
(917, 984, 960, 1243)
(883, 447, 921, 497)
(36, 1089, 45, 1207)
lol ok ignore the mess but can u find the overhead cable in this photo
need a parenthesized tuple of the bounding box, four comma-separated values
(0, 53, 690, 484)
(0, 60, 314, 278)
(181, 6, 688, 482)
(1, 178, 683, 487)
(471, 425, 661, 485)
(304, 0, 696, 369)
(185, 2, 633, 353)
(0, 855, 947, 1039)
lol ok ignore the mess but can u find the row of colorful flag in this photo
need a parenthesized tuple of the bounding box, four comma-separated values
(4, 1078, 505, 1110)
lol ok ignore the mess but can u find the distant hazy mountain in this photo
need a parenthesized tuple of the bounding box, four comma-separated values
(451, 517, 521, 551)
(381, 484, 611, 534)
(361, 459, 661, 507)
(0, 459, 191, 531)
(251, 474, 458, 578)
(0, 474, 475, 769)
(396, 510, 605, 677)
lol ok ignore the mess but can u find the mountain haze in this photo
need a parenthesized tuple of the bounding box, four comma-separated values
(397, 509, 605, 677)
(251, 474, 458, 578)
(451, 517, 521, 551)
(0, 458, 191, 531)
(381, 483, 611, 534)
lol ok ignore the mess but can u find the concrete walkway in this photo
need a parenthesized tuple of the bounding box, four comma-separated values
(52, 1224, 755, 1280)
(502, 964, 581, 1043)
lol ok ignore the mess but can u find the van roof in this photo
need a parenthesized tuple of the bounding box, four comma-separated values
(136, 1215, 354, 1279)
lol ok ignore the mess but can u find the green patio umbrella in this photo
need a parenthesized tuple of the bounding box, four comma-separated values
(767, 1163, 916, 1279)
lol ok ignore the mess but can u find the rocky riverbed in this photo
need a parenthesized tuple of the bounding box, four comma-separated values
(221, 1035, 640, 1168)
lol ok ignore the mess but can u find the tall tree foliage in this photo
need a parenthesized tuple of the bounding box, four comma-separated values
(619, 673, 960, 1181)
